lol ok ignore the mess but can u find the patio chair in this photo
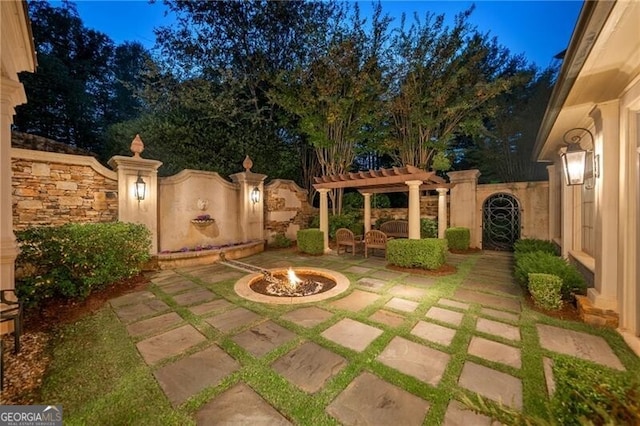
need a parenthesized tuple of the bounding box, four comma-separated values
(364, 229, 388, 258)
(336, 228, 362, 255)
(1, 289, 23, 390)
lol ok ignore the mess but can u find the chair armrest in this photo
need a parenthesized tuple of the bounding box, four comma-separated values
(0, 290, 20, 306)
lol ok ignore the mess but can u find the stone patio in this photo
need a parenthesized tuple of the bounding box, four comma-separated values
(109, 250, 635, 424)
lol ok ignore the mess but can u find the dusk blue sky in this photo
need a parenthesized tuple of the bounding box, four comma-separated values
(63, 0, 584, 68)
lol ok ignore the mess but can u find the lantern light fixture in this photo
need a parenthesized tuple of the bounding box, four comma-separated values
(134, 174, 146, 202)
(561, 128, 593, 186)
(250, 186, 261, 204)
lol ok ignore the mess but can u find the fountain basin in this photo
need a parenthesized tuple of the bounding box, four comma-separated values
(234, 267, 350, 304)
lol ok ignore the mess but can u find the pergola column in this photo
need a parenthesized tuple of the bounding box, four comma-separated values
(405, 180, 422, 239)
(318, 188, 331, 253)
(363, 192, 372, 233)
(437, 188, 449, 238)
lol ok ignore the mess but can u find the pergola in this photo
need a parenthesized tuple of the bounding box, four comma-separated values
(312, 165, 453, 252)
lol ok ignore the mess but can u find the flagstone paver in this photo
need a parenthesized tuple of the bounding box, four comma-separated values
(356, 277, 387, 291)
(536, 324, 624, 370)
(198, 271, 243, 284)
(328, 289, 380, 312)
(462, 280, 522, 297)
(151, 275, 189, 287)
(385, 297, 419, 313)
(378, 336, 451, 385)
(272, 342, 347, 393)
(443, 400, 495, 426)
(411, 321, 457, 347)
(154, 345, 240, 407)
(404, 275, 436, 287)
(389, 284, 429, 299)
(438, 298, 470, 311)
(344, 265, 372, 274)
(281, 306, 333, 328)
(477, 318, 521, 341)
(188, 299, 233, 316)
(206, 307, 262, 333)
(480, 307, 520, 322)
(126, 312, 183, 338)
(454, 288, 521, 313)
(425, 306, 464, 326)
(326, 372, 430, 426)
(543, 357, 556, 397)
(369, 309, 406, 328)
(195, 382, 292, 425)
(468, 336, 521, 369)
(458, 361, 522, 410)
(110, 291, 156, 308)
(321, 318, 383, 352)
(172, 288, 216, 306)
(231, 320, 296, 357)
(114, 299, 171, 323)
(159, 280, 199, 295)
(136, 324, 207, 365)
(374, 270, 404, 281)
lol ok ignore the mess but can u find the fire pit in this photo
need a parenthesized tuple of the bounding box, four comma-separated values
(234, 267, 350, 304)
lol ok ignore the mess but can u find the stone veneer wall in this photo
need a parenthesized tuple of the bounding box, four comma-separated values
(369, 195, 442, 223)
(11, 134, 118, 230)
(264, 179, 317, 242)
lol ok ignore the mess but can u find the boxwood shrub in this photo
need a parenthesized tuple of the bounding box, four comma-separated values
(15, 222, 151, 307)
(552, 357, 639, 425)
(528, 273, 563, 310)
(387, 238, 447, 270)
(514, 251, 586, 298)
(309, 212, 363, 239)
(297, 229, 324, 255)
(420, 218, 438, 238)
(514, 238, 558, 256)
(445, 227, 470, 250)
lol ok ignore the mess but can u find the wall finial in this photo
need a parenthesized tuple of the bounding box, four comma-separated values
(242, 155, 253, 172)
(131, 134, 144, 158)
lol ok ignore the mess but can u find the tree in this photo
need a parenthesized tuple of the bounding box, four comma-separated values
(14, 1, 115, 150)
(384, 7, 526, 170)
(271, 3, 391, 213)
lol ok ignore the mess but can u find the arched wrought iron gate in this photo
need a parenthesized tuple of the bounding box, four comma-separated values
(482, 193, 521, 251)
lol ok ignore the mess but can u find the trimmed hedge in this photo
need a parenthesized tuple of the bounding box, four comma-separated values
(15, 222, 151, 307)
(514, 238, 558, 256)
(297, 229, 324, 255)
(420, 218, 438, 238)
(309, 212, 363, 239)
(269, 233, 292, 248)
(528, 273, 563, 310)
(387, 238, 447, 270)
(445, 227, 470, 250)
(514, 251, 586, 298)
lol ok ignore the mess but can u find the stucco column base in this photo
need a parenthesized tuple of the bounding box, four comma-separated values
(587, 287, 618, 311)
(230, 170, 268, 243)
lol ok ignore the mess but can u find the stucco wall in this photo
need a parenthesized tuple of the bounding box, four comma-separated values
(158, 170, 241, 252)
(11, 147, 118, 230)
(476, 181, 549, 248)
(264, 179, 316, 242)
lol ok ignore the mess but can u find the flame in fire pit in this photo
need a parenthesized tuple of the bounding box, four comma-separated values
(287, 267, 302, 287)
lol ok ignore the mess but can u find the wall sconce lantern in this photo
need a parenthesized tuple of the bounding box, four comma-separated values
(561, 128, 594, 186)
(250, 186, 261, 204)
(134, 174, 146, 202)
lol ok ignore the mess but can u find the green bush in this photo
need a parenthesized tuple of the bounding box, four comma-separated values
(296, 229, 324, 255)
(420, 218, 438, 238)
(270, 233, 292, 248)
(387, 238, 447, 270)
(528, 273, 563, 310)
(342, 192, 391, 211)
(445, 227, 470, 250)
(309, 212, 363, 239)
(552, 357, 639, 425)
(15, 222, 151, 307)
(514, 251, 586, 298)
(514, 238, 558, 256)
